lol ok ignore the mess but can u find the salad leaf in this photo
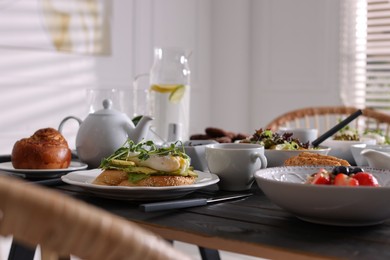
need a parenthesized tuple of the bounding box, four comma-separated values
(243, 128, 309, 150)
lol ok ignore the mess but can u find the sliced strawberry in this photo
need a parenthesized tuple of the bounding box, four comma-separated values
(352, 172, 379, 186)
(311, 169, 331, 185)
(334, 173, 359, 186)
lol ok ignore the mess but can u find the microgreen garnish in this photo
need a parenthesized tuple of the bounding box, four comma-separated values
(99, 139, 188, 169)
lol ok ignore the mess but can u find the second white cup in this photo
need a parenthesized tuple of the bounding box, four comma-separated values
(205, 143, 267, 191)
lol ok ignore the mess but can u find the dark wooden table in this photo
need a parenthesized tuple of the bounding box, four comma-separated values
(1, 153, 390, 260)
(52, 181, 390, 260)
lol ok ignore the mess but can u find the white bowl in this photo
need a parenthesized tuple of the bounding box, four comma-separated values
(255, 166, 390, 226)
(277, 127, 318, 144)
(351, 144, 390, 166)
(264, 146, 330, 168)
(183, 140, 218, 171)
(321, 139, 376, 165)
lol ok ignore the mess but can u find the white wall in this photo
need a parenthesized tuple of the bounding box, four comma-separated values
(249, 0, 342, 132)
(0, 0, 342, 154)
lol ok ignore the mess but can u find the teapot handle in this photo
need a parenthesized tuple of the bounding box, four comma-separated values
(58, 116, 82, 134)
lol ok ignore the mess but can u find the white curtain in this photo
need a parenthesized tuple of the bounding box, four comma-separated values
(340, 0, 390, 114)
(340, 0, 367, 109)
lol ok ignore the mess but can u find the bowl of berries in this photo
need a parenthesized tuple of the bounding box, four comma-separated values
(255, 165, 390, 226)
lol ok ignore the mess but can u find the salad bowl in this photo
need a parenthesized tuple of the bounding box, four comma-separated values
(241, 129, 330, 167)
(255, 166, 390, 226)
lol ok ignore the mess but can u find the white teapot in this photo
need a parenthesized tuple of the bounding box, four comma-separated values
(59, 99, 153, 168)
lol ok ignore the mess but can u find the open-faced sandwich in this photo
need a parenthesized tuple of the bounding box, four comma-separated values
(93, 140, 198, 187)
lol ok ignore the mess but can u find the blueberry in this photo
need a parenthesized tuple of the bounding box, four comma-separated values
(351, 167, 364, 174)
(332, 166, 350, 175)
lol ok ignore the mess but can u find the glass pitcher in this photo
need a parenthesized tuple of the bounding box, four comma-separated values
(134, 47, 191, 143)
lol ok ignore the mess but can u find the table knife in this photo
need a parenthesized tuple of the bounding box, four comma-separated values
(139, 193, 252, 212)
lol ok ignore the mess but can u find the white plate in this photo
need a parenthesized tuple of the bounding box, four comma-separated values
(0, 161, 88, 179)
(61, 169, 220, 201)
(255, 166, 390, 226)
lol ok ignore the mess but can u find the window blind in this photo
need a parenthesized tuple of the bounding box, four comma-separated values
(341, 0, 390, 114)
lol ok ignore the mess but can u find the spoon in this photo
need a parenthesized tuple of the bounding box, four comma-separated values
(311, 109, 363, 147)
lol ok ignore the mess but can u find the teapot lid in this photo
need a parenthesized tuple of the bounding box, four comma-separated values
(94, 99, 122, 115)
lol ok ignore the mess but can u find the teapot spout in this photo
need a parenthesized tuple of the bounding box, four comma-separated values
(361, 149, 390, 169)
(128, 115, 153, 143)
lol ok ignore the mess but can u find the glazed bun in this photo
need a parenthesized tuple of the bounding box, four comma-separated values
(93, 170, 197, 187)
(11, 128, 72, 169)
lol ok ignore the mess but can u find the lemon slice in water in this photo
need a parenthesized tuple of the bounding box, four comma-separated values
(150, 85, 177, 93)
(169, 85, 185, 103)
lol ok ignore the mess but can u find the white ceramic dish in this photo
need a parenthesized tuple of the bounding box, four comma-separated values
(322, 139, 375, 165)
(184, 140, 217, 171)
(264, 146, 330, 168)
(61, 169, 219, 201)
(277, 127, 318, 144)
(0, 161, 88, 179)
(351, 144, 390, 166)
(255, 166, 390, 226)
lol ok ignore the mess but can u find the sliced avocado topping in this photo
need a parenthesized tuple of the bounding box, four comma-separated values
(110, 159, 135, 167)
(128, 173, 149, 183)
(125, 166, 158, 174)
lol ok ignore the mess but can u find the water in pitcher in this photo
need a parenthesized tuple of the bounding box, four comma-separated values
(149, 84, 190, 142)
(149, 47, 191, 143)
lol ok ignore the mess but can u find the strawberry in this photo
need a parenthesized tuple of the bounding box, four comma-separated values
(334, 173, 359, 186)
(311, 169, 331, 185)
(352, 172, 379, 186)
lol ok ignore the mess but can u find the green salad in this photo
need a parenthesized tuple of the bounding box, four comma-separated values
(333, 125, 359, 141)
(241, 129, 310, 150)
(333, 124, 390, 144)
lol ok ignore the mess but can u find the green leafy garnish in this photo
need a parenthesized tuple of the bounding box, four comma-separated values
(99, 139, 188, 170)
(128, 173, 149, 183)
(132, 115, 143, 126)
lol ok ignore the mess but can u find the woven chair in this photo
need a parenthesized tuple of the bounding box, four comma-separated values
(265, 106, 390, 136)
(0, 174, 190, 260)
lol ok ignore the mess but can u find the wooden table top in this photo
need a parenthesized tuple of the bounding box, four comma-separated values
(53, 182, 390, 260)
(0, 153, 389, 260)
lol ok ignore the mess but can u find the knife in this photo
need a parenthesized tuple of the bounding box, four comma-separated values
(139, 193, 252, 212)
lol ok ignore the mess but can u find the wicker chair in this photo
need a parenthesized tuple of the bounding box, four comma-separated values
(0, 174, 190, 260)
(265, 106, 390, 136)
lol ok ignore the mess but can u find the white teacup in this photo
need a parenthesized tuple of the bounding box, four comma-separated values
(205, 143, 267, 191)
(278, 127, 318, 144)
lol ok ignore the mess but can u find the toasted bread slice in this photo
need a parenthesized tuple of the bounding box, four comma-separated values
(284, 152, 350, 166)
(93, 169, 196, 187)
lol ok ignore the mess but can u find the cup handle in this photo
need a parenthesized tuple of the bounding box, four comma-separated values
(252, 153, 268, 169)
(58, 116, 82, 134)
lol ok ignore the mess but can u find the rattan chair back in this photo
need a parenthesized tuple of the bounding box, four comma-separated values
(0, 174, 190, 260)
(266, 106, 390, 136)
